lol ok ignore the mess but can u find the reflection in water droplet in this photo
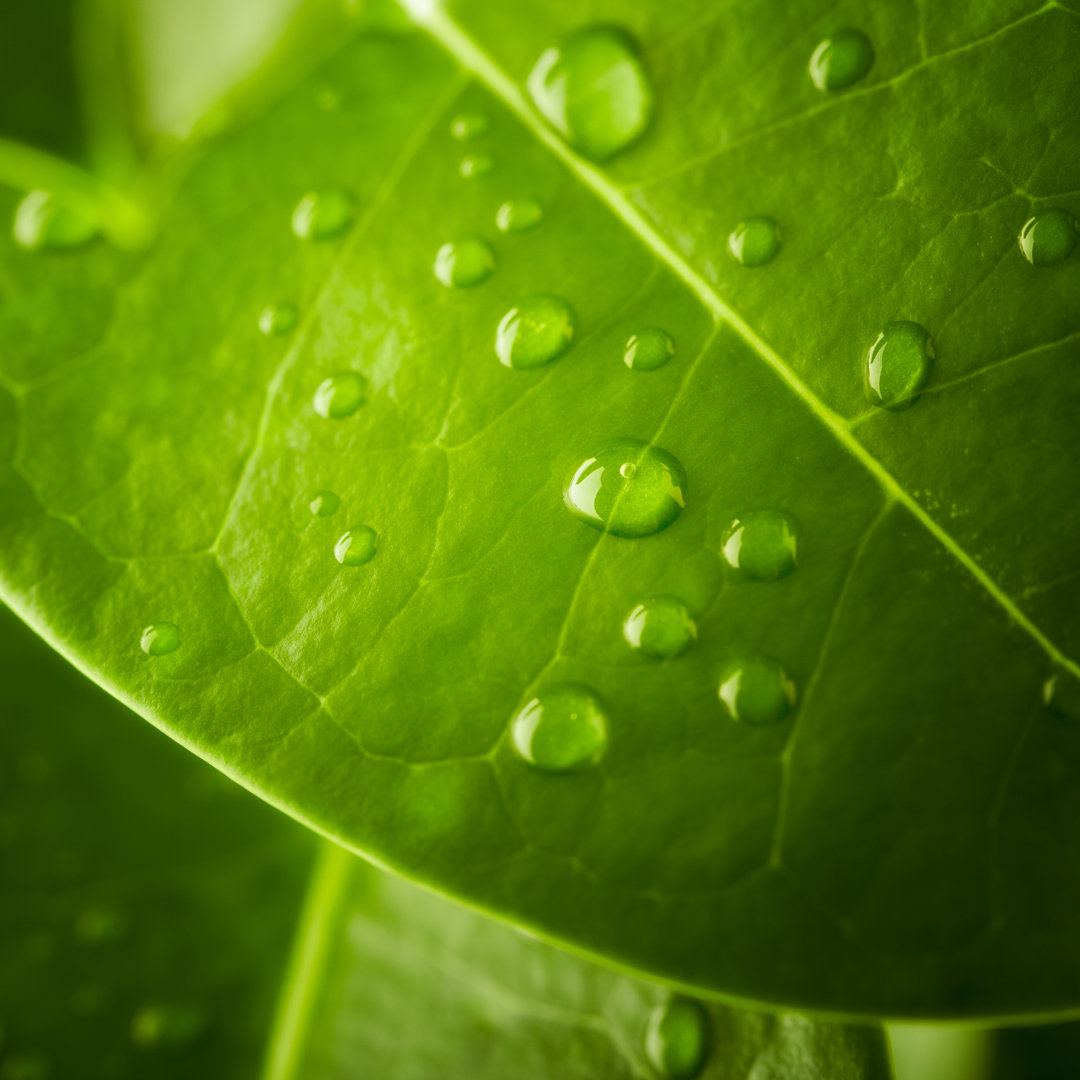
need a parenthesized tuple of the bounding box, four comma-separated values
(334, 526, 377, 566)
(433, 237, 495, 288)
(565, 438, 686, 538)
(459, 153, 494, 179)
(809, 28, 875, 91)
(131, 1004, 204, 1049)
(624, 327, 675, 371)
(623, 597, 696, 660)
(496, 198, 544, 234)
(509, 683, 608, 772)
(258, 303, 297, 336)
(309, 490, 340, 517)
(717, 656, 796, 724)
(865, 321, 934, 411)
(313, 372, 367, 419)
(727, 215, 782, 267)
(450, 112, 490, 139)
(13, 190, 99, 252)
(643, 997, 710, 1080)
(496, 295, 576, 369)
(1018, 209, 1080, 266)
(0, 1053, 51, 1080)
(721, 510, 799, 581)
(140, 623, 181, 656)
(74, 906, 126, 946)
(291, 190, 352, 240)
(527, 26, 654, 161)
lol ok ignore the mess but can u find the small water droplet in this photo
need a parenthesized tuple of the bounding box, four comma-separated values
(13, 190, 98, 252)
(565, 438, 686, 538)
(643, 997, 710, 1080)
(74, 906, 126, 946)
(509, 683, 608, 772)
(496, 295, 576, 369)
(1018, 208, 1080, 266)
(334, 526, 377, 566)
(623, 327, 675, 371)
(258, 303, 297, 336)
(1043, 669, 1080, 721)
(309, 490, 340, 517)
(865, 321, 934, 411)
(0, 1053, 51, 1080)
(313, 372, 367, 418)
(291, 190, 352, 240)
(459, 153, 494, 179)
(717, 656, 796, 724)
(433, 237, 495, 288)
(623, 597, 696, 660)
(721, 510, 800, 581)
(450, 112, 489, 139)
(131, 1004, 204, 1050)
(496, 198, 543, 234)
(140, 622, 181, 656)
(527, 26, 653, 161)
(727, 215, 782, 267)
(809, 28, 874, 91)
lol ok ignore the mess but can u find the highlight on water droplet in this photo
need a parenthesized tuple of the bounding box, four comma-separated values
(433, 237, 495, 288)
(459, 153, 494, 179)
(258, 303, 297, 336)
(865, 321, 934, 411)
(727, 215, 782, 267)
(643, 996, 710, 1080)
(509, 683, 609, 772)
(334, 525, 377, 566)
(1018, 208, 1080, 266)
(291, 189, 352, 240)
(623, 327, 675, 371)
(809, 28, 875, 91)
(74, 906, 126, 946)
(496, 295, 576, 369)
(717, 655, 796, 724)
(450, 112, 490, 139)
(721, 509, 800, 581)
(623, 597, 696, 660)
(527, 26, 654, 162)
(565, 438, 686, 538)
(496, 198, 544, 234)
(309, 490, 340, 517)
(313, 371, 367, 419)
(13, 190, 99, 252)
(140, 622, 181, 656)
(131, 1004, 205, 1049)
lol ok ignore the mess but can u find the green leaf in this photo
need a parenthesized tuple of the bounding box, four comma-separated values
(1, 0, 1078, 1020)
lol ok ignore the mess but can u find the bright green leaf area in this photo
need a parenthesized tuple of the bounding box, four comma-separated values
(1, 0, 1079, 1021)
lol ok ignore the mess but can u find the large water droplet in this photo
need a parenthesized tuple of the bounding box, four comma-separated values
(717, 656, 796, 724)
(496, 198, 544, 234)
(74, 906, 126, 946)
(131, 1004, 204, 1049)
(527, 27, 653, 161)
(809, 29, 875, 91)
(13, 190, 99, 252)
(140, 622, 181, 656)
(291, 190, 352, 240)
(1018, 208, 1080, 266)
(459, 153, 494, 179)
(865, 321, 934, 411)
(565, 438, 686, 538)
(450, 112, 490, 140)
(509, 683, 609, 772)
(496, 295, 576, 369)
(643, 997, 710, 1080)
(721, 510, 799, 581)
(258, 303, 298, 336)
(313, 372, 367, 418)
(433, 237, 495, 288)
(334, 526, 377, 566)
(727, 215, 782, 267)
(624, 327, 675, 371)
(623, 597, 696, 660)
(309, 490, 340, 517)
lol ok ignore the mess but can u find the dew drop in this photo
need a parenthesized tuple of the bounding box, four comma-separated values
(623, 597, 696, 660)
(450, 112, 490, 139)
(0, 1053, 51, 1080)
(717, 656, 796, 724)
(496, 198, 544, 234)
(623, 327, 675, 371)
(721, 509, 800, 581)
(809, 28, 875, 91)
(527, 26, 653, 161)
(509, 683, 608, 772)
(643, 997, 710, 1080)
(291, 189, 352, 240)
(727, 215, 782, 268)
(1043, 669, 1080, 722)
(258, 303, 297, 336)
(131, 1004, 204, 1050)
(313, 371, 367, 418)
(140, 622, 181, 656)
(496, 295, 576, 369)
(433, 237, 495, 288)
(334, 525, 377, 566)
(13, 190, 99, 252)
(459, 153, 494, 179)
(309, 490, 340, 517)
(865, 321, 934, 411)
(1018, 208, 1080, 266)
(74, 906, 126, 946)
(565, 438, 686, 538)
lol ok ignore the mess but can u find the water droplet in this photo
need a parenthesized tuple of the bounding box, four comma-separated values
(1043, 669, 1080, 721)
(565, 438, 686, 538)
(313, 372, 367, 418)
(717, 656, 796, 724)
(450, 112, 489, 139)
(0, 1053, 51, 1080)
(623, 597, 696, 660)
(258, 303, 297, 336)
(865, 321, 934, 411)
(623, 327, 675, 371)
(74, 906, 126, 946)
(309, 490, 340, 517)
(727, 215, 782, 268)
(509, 683, 608, 772)
(291, 190, 352, 240)
(809, 28, 874, 91)
(140, 622, 181, 656)
(527, 26, 653, 161)
(643, 997, 710, 1080)
(1018, 208, 1080, 266)
(496, 295, 576, 369)
(334, 526, 377, 566)
(13, 190, 98, 252)
(131, 1004, 204, 1049)
(459, 153, 494, 179)
(721, 510, 799, 581)
(496, 198, 544, 234)
(433, 237, 495, 288)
